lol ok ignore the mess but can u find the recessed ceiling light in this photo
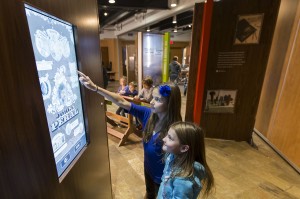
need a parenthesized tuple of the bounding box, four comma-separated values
(170, 0, 177, 7)
(109, 0, 115, 4)
(104, 12, 108, 16)
(147, 27, 150, 32)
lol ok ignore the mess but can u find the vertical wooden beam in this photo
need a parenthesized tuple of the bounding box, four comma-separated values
(193, 0, 214, 124)
(185, 3, 204, 122)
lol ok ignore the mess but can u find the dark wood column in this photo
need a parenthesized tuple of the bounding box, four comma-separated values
(0, 0, 112, 198)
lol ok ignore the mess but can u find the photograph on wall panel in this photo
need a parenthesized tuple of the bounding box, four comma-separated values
(204, 90, 237, 113)
(234, 14, 264, 45)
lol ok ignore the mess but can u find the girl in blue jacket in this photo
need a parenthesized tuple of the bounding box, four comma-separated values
(158, 122, 214, 199)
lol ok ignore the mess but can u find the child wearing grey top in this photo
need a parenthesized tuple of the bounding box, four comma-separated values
(135, 77, 154, 103)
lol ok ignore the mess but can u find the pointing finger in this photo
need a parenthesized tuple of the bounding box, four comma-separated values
(77, 70, 87, 78)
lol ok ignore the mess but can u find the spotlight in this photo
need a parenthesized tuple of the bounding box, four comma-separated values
(109, 0, 115, 4)
(147, 27, 150, 32)
(172, 16, 177, 24)
(104, 12, 108, 16)
(188, 24, 192, 28)
(174, 26, 177, 32)
(170, 0, 177, 7)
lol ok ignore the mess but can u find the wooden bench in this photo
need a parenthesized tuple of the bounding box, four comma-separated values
(106, 96, 149, 146)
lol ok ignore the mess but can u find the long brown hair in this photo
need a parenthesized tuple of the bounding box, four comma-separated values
(169, 122, 214, 198)
(143, 83, 182, 142)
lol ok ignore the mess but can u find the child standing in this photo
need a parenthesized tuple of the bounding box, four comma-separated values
(78, 71, 182, 199)
(158, 122, 214, 199)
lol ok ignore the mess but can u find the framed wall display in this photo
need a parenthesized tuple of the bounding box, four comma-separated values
(234, 14, 264, 44)
(204, 90, 237, 113)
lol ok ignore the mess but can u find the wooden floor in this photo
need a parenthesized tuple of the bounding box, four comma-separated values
(106, 82, 300, 199)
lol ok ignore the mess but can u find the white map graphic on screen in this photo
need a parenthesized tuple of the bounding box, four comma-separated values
(25, 6, 87, 178)
(35, 29, 70, 61)
(47, 65, 77, 114)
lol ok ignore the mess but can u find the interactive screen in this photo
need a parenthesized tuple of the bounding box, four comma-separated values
(25, 5, 88, 179)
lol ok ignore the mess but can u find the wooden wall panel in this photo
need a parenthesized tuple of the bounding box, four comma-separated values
(170, 48, 184, 65)
(269, 16, 300, 168)
(126, 45, 137, 83)
(101, 47, 109, 67)
(119, 39, 135, 79)
(200, 0, 280, 141)
(100, 39, 119, 79)
(263, 2, 300, 170)
(185, 3, 204, 122)
(255, 0, 299, 137)
(170, 41, 190, 65)
(0, 0, 112, 198)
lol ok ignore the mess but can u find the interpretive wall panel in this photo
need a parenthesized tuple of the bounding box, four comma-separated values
(199, 0, 280, 141)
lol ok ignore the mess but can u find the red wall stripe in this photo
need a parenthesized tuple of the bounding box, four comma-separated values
(193, 0, 213, 124)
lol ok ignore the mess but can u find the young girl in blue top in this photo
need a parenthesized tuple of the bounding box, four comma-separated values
(158, 122, 214, 199)
(78, 71, 182, 199)
(124, 81, 138, 97)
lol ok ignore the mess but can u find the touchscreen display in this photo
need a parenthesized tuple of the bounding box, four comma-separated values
(25, 5, 88, 178)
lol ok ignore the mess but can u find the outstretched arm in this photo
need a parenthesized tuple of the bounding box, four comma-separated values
(78, 71, 131, 110)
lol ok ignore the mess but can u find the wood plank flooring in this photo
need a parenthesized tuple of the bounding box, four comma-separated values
(108, 132, 300, 199)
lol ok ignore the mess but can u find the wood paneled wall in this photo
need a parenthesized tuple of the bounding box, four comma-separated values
(0, 0, 112, 198)
(170, 41, 190, 65)
(255, 0, 299, 137)
(268, 24, 300, 166)
(255, 0, 300, 171)
(185, 3, 204, 122)
(119, 39, 135, 80)
(199, 0, 280, 141)
(100, 39, 119, 79)
(126, 45, 137, 83)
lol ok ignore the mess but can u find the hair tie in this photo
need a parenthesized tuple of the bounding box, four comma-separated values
(159, 85, 171, 97)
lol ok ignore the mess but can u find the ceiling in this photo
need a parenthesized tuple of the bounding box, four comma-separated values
(98, 0, 196, 38)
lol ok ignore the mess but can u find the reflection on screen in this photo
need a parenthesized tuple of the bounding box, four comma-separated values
(25, 5, 87, 178)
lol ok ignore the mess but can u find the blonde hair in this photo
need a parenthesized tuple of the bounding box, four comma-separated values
(120, 76, 127, 82)
(168, 122, 214, 198)
(129, 81, 136, 87)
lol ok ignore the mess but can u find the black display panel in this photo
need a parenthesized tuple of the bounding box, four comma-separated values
(25, 4, 88, 180)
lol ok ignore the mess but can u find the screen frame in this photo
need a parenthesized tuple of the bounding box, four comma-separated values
(24, 3, 90, 183)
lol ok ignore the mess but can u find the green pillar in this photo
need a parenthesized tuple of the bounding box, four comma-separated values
(162, 32, 170, 82)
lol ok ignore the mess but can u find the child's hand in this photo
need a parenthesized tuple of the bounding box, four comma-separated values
(77, 71, 97, 91)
